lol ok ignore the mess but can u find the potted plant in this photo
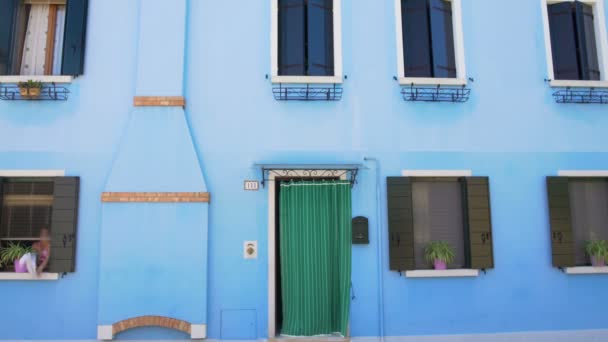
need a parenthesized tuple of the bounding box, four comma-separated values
(17, 80, 43, 98)
(0, 243, 32, 273)
(425, 241, 455, 270)
(585, 240, 608, 267)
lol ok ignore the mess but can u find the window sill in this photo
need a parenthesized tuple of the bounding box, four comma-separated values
(0, 75, 72, 84)
(398, 77, 468, 86)
(564, 266, 608, 275)
(405, 269, 479, 278)
(271, 75, 343, 84)
(0, 272, 59, 281)
(549, 80, 608, 88)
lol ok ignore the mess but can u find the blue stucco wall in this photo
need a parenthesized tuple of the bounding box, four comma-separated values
(0, 0, 608, 340)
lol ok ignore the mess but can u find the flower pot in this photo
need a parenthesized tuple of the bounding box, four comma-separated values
(433, 259, 447, 270)
(14, 259, 27, 273)
(18, 87, 41, 98)
(28, 87, 41, 97)
(591, 255, 606, 267)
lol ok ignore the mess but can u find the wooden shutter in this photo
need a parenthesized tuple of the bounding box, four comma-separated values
(401, 0, 433, 77)
(0, 0, 19, 75)
(61, 0, 88, 76)
(548, 2, 580, 80)
(546, 177, 575, 267)
(0, 177, 3, 238)
(464, 177, 494, 269)
(49, 177, 80, 273)
(429, 0, 456, 78)
(575, 2, 600, 81)
(307, 0, 334, 76)
(387, 177, 415, 271)
(278, 0, 306, 76)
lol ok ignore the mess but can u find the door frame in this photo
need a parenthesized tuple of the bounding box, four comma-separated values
(267, 170, 348, 338)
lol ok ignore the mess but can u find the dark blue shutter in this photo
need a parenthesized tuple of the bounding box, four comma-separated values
(278, 0, 306, 76)
(307, 0, 334, 76)
(0, 0, 19, 75)
(548, 3, 580, 80)
(401, 0, 432, 77)
(429, 0, 456, 78)
(61, 0, 89, 76)
(575, 2, 600, 81)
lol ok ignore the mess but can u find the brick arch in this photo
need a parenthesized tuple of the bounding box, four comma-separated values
(112, 316, 191, 336)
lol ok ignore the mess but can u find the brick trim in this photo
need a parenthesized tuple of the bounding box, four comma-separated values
(133, 96, 186, 107)
(101, 192, 210, 203)
(112, 316, 191, 335)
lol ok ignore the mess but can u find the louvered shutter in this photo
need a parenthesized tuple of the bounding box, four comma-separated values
(575, 2, 600, 81)
(0, 0, 19, 75)
(546, 177, 575, 267)
(307, 0, 334, 76)
(49, 177, 80, 273)
(429, 0, 456, 78)
(464, 177, 494, 269)
(387, 177, 415, 271)
(0, 178, 3, 238)
(548, 3, 580, 80)
(401, 0, 433, 77)
(61, 0, 88, 76)
(278, 0, 306, 76)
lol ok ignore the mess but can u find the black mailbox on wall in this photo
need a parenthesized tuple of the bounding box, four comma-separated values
(352, 216, 369, 244)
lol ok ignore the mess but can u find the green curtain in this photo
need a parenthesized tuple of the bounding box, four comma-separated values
(279, 180, 352, 336)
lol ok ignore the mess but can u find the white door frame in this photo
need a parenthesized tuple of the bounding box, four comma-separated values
(267, 171, 347, 338)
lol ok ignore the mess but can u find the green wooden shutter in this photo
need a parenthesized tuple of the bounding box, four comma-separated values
(278, 0, 306, 76)
(0, 0, 19, 75)
(61, 0, 89, 76)
(464, 177, 494, 269)
(401, 0, 433, 77)
(0, 177, 4, 239)
(575, 1, 600, 81)
(429, 0, 457, 78)
(548, 2, 581, 80)
(387, 177, 415, 271)
(307, 0, 334, 76)
(546, 177, 575, 267)
(49, 177, 80, 273)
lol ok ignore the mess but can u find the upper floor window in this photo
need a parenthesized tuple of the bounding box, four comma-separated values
(542, 0, 608, 86)
(271, 0, 343, 84)
(0, 0, 88, 78)
(395, 0, 467, 85)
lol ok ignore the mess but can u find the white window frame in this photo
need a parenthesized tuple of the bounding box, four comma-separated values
(0, 76, 72, 83)
(394, 0, 467, 86)
(542, 0, 608, 88)
(270, 0, 343, 84)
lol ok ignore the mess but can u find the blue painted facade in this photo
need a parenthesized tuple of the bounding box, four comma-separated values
(0, 0, 608, 340)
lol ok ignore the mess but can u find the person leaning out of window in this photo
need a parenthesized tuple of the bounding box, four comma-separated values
(18, 228, 51, 276)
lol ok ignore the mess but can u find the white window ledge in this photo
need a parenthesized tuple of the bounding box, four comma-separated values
(271, 75, 343, 84)
(549, 80, 608, 88)
(398, 77, 468, 86)
(405, 269, 479, 278)
(564, 266, 608, 275)
(0, 272, 59, 280)
(0, 75, 72, 84)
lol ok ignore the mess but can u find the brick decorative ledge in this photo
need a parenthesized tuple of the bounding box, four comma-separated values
(101, 192, 210, 203)
(113, 316, 190, 335)
(133, 96, 186, 107)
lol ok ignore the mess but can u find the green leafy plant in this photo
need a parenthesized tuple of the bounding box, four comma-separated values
(17, 80, 43, 89)
(0, 243, 32, 267)
(425, 241, 456, 265)
(585, 240, 608, 259)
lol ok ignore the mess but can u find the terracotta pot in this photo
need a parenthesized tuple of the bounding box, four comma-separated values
(19, 87, 29, 97)
(591, 255, 606, 267)
(28, 87, 41, 97)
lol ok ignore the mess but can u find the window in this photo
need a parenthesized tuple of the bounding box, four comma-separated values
(387, 176, 494, 272)
(395, 0, 467, 85)
(0, 177, 79, 273)
(0, 0, 88, 81)
(271, 0, 343, 84)
(542, 0, 608, 87)
(547, 177, 608, 267)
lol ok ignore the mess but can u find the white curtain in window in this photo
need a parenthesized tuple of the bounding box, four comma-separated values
(20, 5, 50, 76)
(52, 6, 66, 75)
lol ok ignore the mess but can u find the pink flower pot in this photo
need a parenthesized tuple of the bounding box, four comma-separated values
(14, 259, 27, 273)
(591, 255, 606, 267)
(434, 260, 447, 270)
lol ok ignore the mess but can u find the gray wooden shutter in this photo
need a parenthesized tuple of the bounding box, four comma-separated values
(307, 0, 334, 76)
(548, 2, 581, 80)
(464, 177, 494, 269)
(546, 177, 575, 267)
(575, 2, 600, 81)
(0, 0, 19, 75)
(61, 0, 89, 76)
(387, 177, 415, 271)
(429, 0, 457, 78)
(278, 0, 306, 76)
(49, 177, 80, 273)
